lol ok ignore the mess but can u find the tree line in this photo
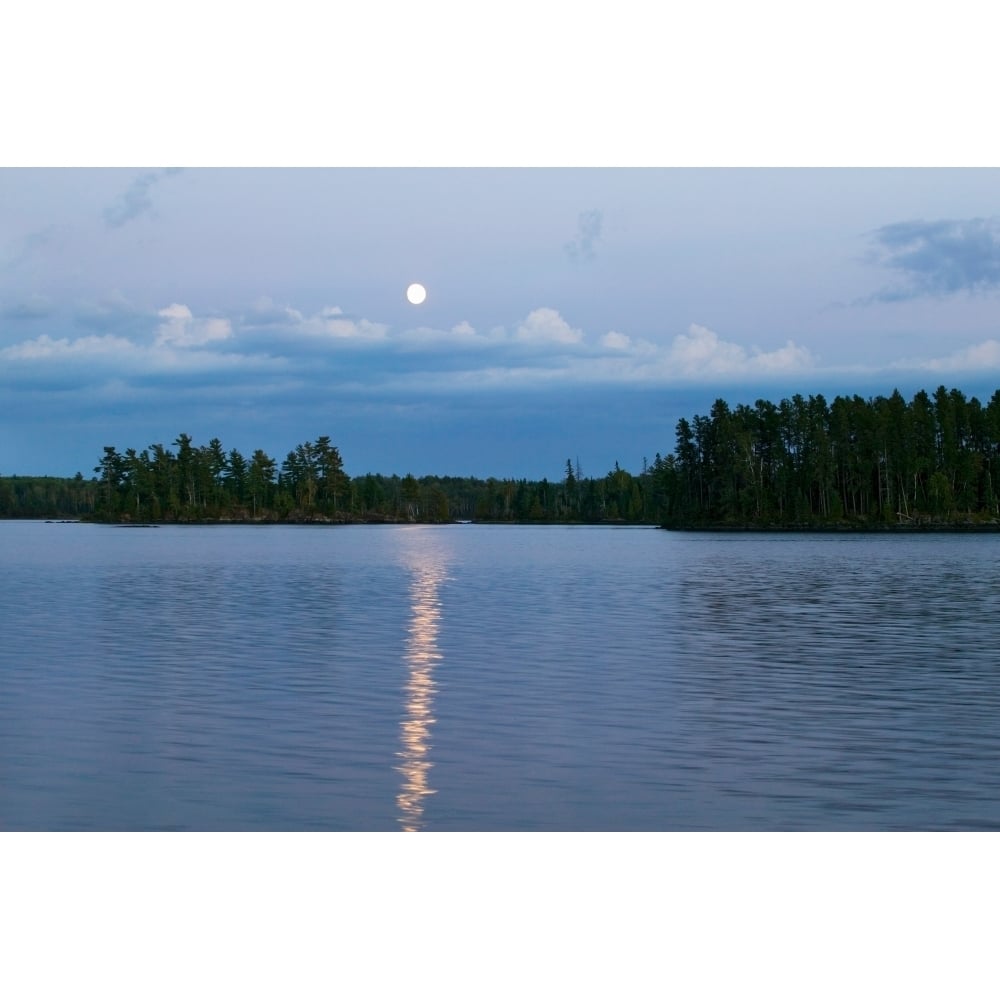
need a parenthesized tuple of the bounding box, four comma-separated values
(1, 434, 656, 523)
(3, 385, 999, 527)
(654, 385, 1000, 527)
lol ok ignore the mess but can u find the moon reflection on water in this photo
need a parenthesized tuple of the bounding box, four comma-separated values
(396, 536, 447, 831)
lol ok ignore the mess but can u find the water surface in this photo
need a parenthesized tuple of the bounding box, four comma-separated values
(2, 521, 999, 830)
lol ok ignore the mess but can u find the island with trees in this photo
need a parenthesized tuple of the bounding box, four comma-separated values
(3, 385, 1000, 530)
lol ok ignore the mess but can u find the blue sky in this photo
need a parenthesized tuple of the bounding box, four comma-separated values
(4, 168, 1000, 479)
(3, 5, 1000, 482)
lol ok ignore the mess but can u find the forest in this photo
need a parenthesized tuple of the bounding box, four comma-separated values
(657, 385, 1000, 528)
(2, 385, 1000, 528)
(0, 433, 652, 524)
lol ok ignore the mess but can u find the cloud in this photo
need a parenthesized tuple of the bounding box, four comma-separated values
(393, 320, 498, 353)
(2, 293, 822, 407)
(665, 324, 815, 377)
(564, 209, 603, 262)
(365, 317, 816, 392)
(243, 299, 388, 343)
(450, 320, 477, 338)
(242, 303, 585, 359)
(0, 330, 284, 392)
(601, 331, 632, 350)
(896, 338, 1000, 373)
(865, 216, 1000, 301)
(238, 302, 810, 388)
(317, 307, 389, 342)
(103, 168, 182, 228)
(665, 324, 751, 374)
(1, 333, 137, 362)
(515, 307, 583, 344)
(155, 303, 233, 347)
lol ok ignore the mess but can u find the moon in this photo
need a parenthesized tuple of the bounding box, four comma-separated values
(406, 282, 427, 305)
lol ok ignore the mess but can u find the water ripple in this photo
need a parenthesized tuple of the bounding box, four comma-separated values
(3, 524, 1000, 829)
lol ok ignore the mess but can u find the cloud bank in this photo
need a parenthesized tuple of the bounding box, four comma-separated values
(5, 297, 999, 481)
(243, 299, 389, 344)
(8, 295, 1000, 414)
(1, 298, 821, 400)
(894, 338, 1000, 373)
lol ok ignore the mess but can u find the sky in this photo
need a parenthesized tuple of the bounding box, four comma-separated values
(4, 167, 1000, 480)
(3, 4, 1000, 484)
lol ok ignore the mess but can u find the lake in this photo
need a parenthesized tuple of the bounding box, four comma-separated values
(2, 520, 999, 830)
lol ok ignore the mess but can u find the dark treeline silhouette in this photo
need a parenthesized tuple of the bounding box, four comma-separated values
(1, 435, 654, 523)
(3, 385, 998, 527)
(0, 474, 97, 520)
(654, 386, 1000, 528)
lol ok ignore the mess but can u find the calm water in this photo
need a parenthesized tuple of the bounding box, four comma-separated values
(2, 520, 999, 830)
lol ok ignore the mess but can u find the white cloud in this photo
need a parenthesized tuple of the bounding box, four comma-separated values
(666, 323, 815, 376)
(598, 330, 659, 358)
(237, 302, 813, 384)
(668, 324, 748, 374)
(1, 333, 137, 361)
(901, 338, 1000, 372)
(320, 314, 389, 341)
(515, 307, 583, 345)
(4, 298, 824, 400)
(0, 331, 283, 381)
(244, 300, 388, 342)
(155, 303, 232, 347)
(601, 331, 631, 350)
(749, 339, 816, 372)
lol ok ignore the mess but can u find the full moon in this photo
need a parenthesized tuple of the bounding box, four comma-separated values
(405, 282, 427, 305)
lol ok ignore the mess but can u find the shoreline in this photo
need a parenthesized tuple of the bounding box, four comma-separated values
(660, 522, 1000, 533)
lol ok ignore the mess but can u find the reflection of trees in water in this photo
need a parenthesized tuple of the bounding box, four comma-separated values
(396, 535, 447, 832)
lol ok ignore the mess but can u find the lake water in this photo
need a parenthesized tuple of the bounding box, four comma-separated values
(2, 520, 999, 830)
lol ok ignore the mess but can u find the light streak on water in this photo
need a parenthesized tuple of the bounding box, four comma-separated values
(396, 536, 447, 832)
